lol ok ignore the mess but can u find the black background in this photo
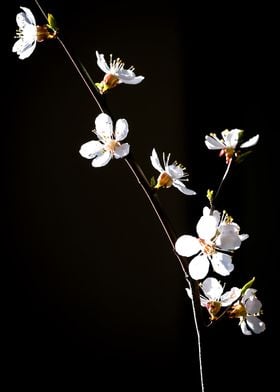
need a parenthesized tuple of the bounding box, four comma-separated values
(6, 0, 278, 390)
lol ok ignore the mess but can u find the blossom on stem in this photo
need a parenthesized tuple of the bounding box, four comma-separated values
(175, 207, 248, 280)
(187, 277, 241, 320)
(95, 51, 144, 93)
(205, 129, 259, 164)
(79, 113, 130, 167)
(228, 288, 266, 335)
(150, 148, 196, 195)
(12, 7, 57, 60)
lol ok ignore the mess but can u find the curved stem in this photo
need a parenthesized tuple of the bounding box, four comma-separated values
(34, 0, 104, 113)
(34, 1, 205, 390)
(125, 155, 205, 392)
(211, 158, 232, 212)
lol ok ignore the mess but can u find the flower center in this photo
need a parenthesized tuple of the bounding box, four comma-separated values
(199, 238, 215, 255)
(104, 139, 120, 152)
(103, 74, 120, 89)
(36, 25, 57, 42)
(227, 303, 247, 319)
(206, 301, 222, 320)
(220, 147, 235, 164)
(155, 172, 173, 189)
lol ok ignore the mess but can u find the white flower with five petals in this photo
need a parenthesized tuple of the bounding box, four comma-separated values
(175, 207, 248, 280)
(79, 113, 130, 167)
(95, 51, 144, 93)
(12, 7, 37, 60)
(228, 288, 266, 335)
(186, 277, 241, 320)
(150, 148, 196, 195)
(205, 129, 259, 164)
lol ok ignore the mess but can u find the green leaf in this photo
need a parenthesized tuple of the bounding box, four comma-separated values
(236, 150, 252, 164)
(206, 189, 214, 204)
(150, 176, 156, 187)
(47, 13, 58, 31)
(240, 277, 255, 295)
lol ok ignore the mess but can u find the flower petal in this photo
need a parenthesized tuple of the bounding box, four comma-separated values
(150, 148, 163, 173)
(240, 320, 252, 335)
(223, 129, 240, 148)
(221, 287, 241, 306)
(201, 277, 223, 301)
(244, 296, 263, 314)
(79, 140, 103, 159)
(95, 113, 113, 140)
(175, 235, 201, 257)
(246, 316, 266, 334)
(173, 180, 196, 195)
(96, 51, 110, 73)
(117, 69, 144, 84)
(91, 151, 112, 167)
(205, 135, 225, 150)
(115, 119, 129, 141)
(211, 252, 234, 276)
(240, 134, 259, 148)
(188, 254, 210, 280)
(19, 7, 36, 25)
(196, 215, 218, 240)
(114, 143, 130, 159)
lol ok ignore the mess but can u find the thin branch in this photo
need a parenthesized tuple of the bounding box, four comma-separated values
(34, 0, 104, 113)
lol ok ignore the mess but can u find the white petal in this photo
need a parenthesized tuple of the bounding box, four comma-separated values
(240, 320, 252, 335)
(240, 134, 259, 148)
(114, 143, 130, 159)
(201, 277, 223, 301)
(244, 296, 263, 314)
(240, 234, 249, 242)
(224, 129, 240, 148)
(19, 7, 36, 25)
(17, 42, 36, 59)
(96, 51, 110, 73)
(95, 113, 113, 140)
(205, 135, 225, 150)
(196, 215, 218, 240)
(167, 164, 185, 179)
(150, 148, 163, 173)
(211, 252, 234, 276)
(246, 316, 266, 334)
(188, 254, 210, 280)
(175, 235, 201, 257)
(79, 140, 103, 159)
(216, 231, 241, 250)
(173, 180, 196, 195)
(242, 288, 257, 303)
(121, 75, 145, 85)
(114, 119, 129, 141)
(91, 151, 112, 167)
(117, 69, 144, 84)
(221, 287, 241, 306)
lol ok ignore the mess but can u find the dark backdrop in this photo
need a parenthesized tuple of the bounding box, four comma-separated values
(6, 0, 278, 390)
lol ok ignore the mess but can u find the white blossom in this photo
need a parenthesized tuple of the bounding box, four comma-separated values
(12, 7, 37, 60)
(95, 51, 144, 93)
(150, 148, 196, 195)
(175, 207, 248, 280)
(79, 113, 130, 167)
(229, 288, 266, 335)
(205, 129, 259, 163)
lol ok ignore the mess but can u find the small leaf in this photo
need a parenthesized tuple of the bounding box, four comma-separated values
(48, 13, 58, 31)
(240, 277, 255, 295)
(207, 189, 214, 203)
(236, 150, 252, 164)
(150, 176, 156, 187)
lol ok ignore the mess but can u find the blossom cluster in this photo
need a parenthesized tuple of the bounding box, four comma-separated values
(12, 5, 265, 338)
